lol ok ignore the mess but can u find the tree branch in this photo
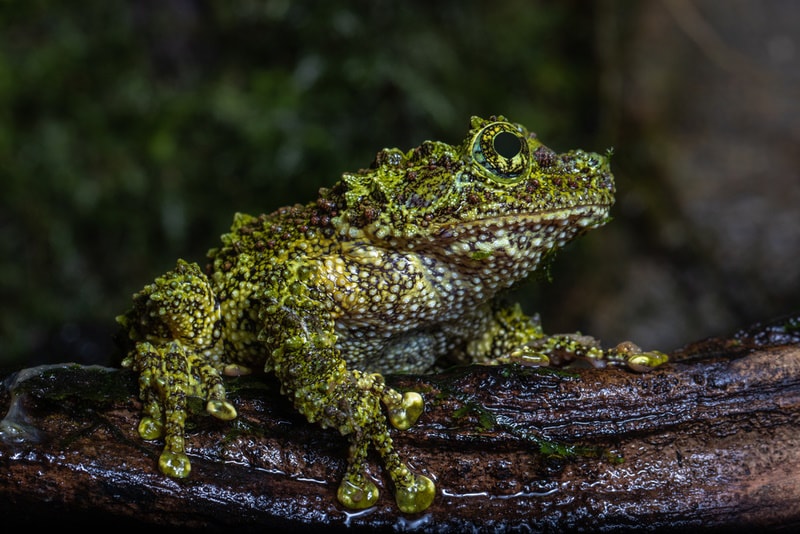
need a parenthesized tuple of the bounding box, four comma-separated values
(2, 316, 800, 532)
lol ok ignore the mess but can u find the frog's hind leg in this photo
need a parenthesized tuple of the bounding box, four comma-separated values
(521, 334, 669, 372)
(120, 260, 238, 478)
(470, 303, 668, 372)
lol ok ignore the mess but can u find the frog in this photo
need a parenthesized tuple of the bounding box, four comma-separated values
(116, 115, 668, 514)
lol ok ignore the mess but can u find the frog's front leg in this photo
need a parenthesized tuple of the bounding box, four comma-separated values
(118, 260, 237, 477)
(465, 303, 668, 371)
(265, 306, 435, 513)
(332, 371, 433, 512)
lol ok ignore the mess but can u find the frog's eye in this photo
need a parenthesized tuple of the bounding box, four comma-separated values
(471, 122, 531, 183)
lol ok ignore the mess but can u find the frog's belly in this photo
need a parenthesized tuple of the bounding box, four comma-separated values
(334, 326, 451, 374)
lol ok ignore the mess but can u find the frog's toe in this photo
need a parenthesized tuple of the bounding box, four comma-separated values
(158, 449, 192, 478)
(626, 350, 669, 372)
(613, 341, 669, 372)
(337, 477, 379, 510)
(222, 363, 252, 377)
(137, 416, 164, 440)
(387, 391, 424, 430)
(206, 399, 237, 420)
(395, 474, 436, 514)
(508, 346, 551, 366)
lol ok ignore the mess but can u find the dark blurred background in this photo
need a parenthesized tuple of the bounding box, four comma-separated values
(1, 0, 798, 370)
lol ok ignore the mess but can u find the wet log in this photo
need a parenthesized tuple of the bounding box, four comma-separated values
(1, 316, 800, 532)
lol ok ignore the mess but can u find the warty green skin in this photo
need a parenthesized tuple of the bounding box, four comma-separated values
(117, 115, 668, 514)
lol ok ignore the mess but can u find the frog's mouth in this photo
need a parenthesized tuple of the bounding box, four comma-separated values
(433, 203, 611, 242)
(413, 204, 611, 271)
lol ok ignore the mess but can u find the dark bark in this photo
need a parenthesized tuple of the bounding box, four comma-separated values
(2, 316, 800, 532)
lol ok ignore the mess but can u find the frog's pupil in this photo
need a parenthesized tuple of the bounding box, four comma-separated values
(493, 131, 522, 159)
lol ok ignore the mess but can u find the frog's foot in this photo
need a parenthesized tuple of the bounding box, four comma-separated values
(606, 341, 669, 372)
(335, 423, 382, 509)
(200, 360, 238, 420)
(369, 415, 435, 513)
(338, 468, 436, 514)
(497, 332, 668, 372)
(124, 339, 236, 478)
(337, 422, 436, 513)
(327, 376, 435, 512)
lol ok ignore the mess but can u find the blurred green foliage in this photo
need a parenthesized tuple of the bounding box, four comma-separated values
(0, 0, 601, 367)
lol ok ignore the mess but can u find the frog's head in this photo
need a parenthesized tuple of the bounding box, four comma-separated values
(323, 115, 614, 280)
